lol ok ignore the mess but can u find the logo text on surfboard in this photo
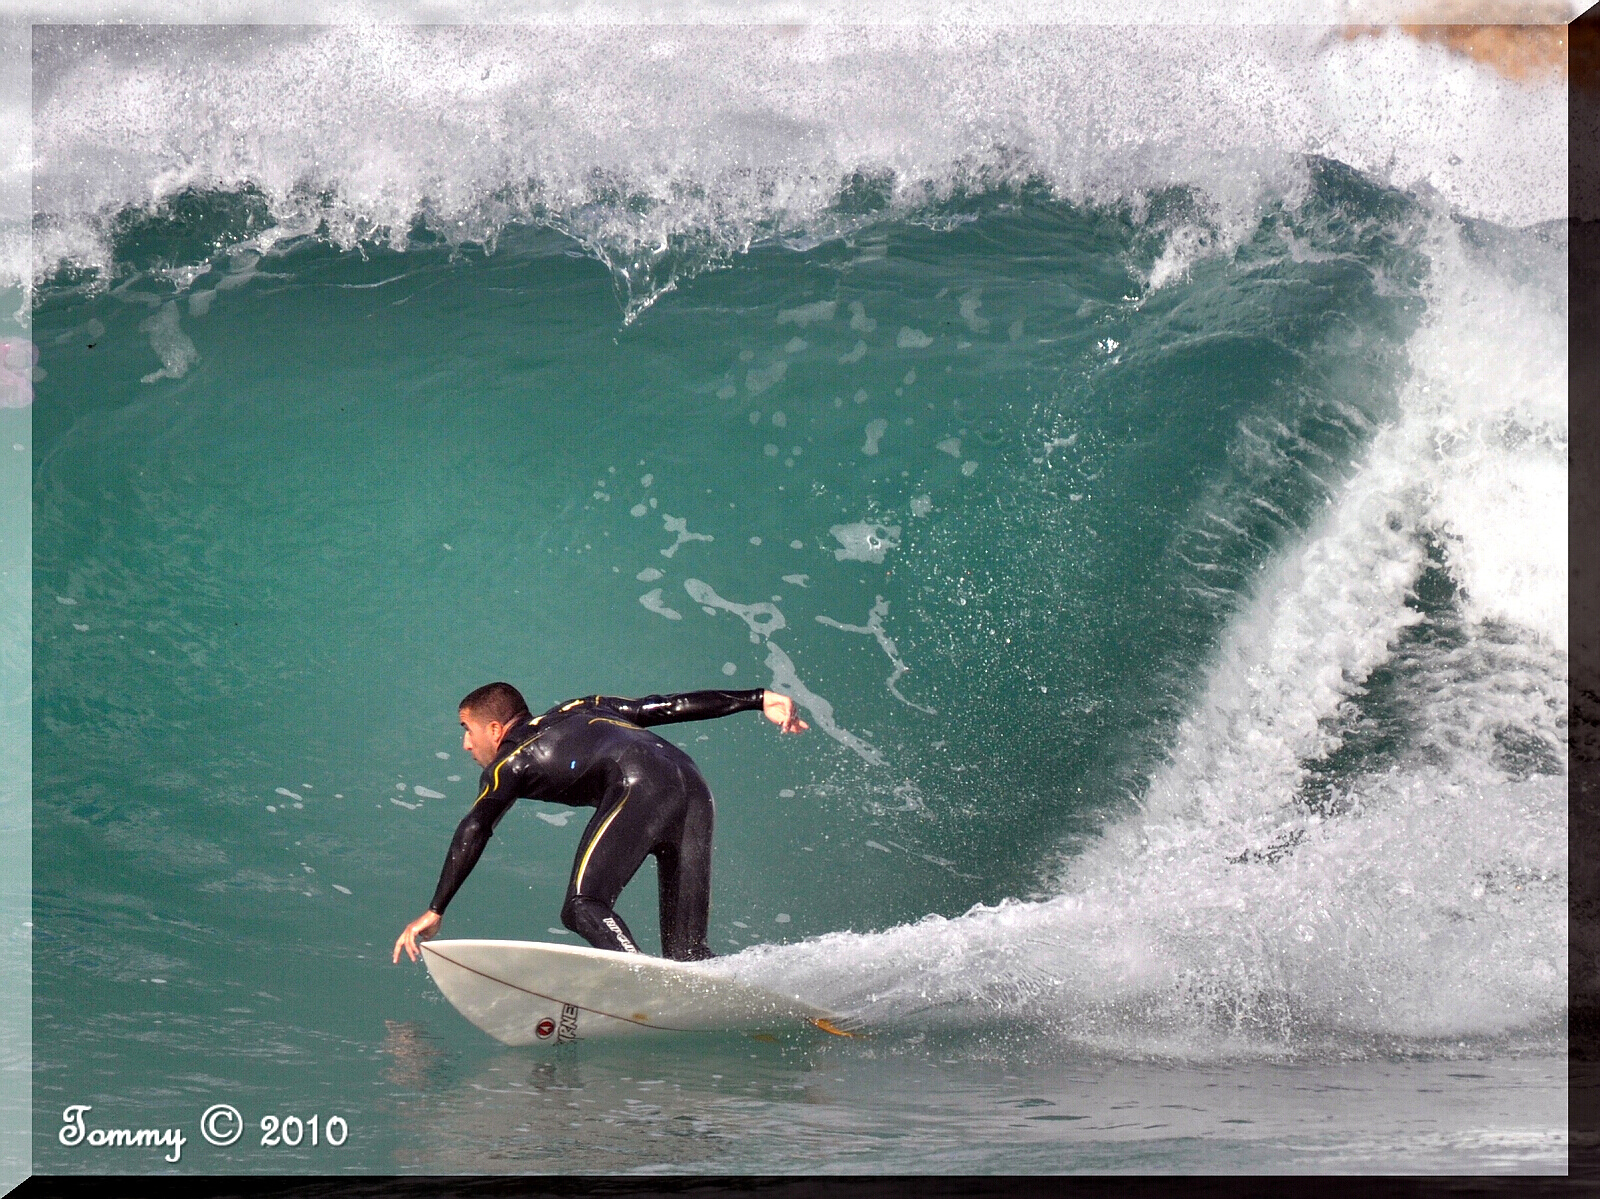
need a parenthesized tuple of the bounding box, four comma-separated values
(557, 1004, 579, 1043)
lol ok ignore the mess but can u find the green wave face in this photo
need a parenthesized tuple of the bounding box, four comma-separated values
(28, 164, 1567, 1171)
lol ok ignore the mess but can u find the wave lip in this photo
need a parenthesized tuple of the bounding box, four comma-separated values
(28, 23, 1565, 305)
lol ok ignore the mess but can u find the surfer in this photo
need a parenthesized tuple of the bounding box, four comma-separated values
(393, 681, 808, 964)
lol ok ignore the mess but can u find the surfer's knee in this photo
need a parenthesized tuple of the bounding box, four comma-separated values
(563, 895, 641, 954)
(560, 893, 588, 933)
(560, 895, 588, 930)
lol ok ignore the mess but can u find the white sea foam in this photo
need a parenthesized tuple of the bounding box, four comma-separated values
(777, 300, 835, 327)
(1143, 222, 1223, 290)
(137, 301, 197, 383)
(659, 514, 713, 558)
(718, 221, 1568, 1057)
(830, 521, 899, 563)
(958, 289, 990, 333)
(0, 337, 34, 406)
(860, 419, 887, 457)
(685, 577, 883, 764)
(24, 23, 1564, 304)
(817, 596, 937, 715)
(638, 588, 682, 621)
(745, 361, 787, 394)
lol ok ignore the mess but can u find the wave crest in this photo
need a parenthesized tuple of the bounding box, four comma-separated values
(30, 24, 1564, 314)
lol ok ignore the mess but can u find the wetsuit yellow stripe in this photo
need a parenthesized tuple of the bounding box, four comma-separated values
(587, 716, 639, 730)
(574, 789, 629, 894)
(474, 734, 542, 807)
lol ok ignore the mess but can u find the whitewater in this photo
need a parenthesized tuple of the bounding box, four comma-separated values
(723, 221, 1569, 1059)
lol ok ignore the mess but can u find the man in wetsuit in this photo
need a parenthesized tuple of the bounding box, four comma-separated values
(392, 681, 808, 964)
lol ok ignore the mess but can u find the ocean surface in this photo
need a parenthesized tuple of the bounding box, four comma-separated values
(16, 21, 1569, 1175)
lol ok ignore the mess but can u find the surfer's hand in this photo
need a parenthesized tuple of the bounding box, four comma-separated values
(762, 690, 809, 734)
(393, 910, 442, 963)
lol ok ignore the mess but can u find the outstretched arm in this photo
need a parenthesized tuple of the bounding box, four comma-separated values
(394, 772, 519, 963)
(599, 689, 808, 733)
(425, 805, 501, 917)
(599, 689, 766, 727)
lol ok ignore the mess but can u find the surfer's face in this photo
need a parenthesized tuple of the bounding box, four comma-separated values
(460, 707, 509, 768)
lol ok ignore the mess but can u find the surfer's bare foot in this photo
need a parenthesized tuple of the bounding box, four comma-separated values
(393, 910, 442, 963)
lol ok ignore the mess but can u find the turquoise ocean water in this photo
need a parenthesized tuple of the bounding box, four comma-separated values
(20, 22, 1569, 1174)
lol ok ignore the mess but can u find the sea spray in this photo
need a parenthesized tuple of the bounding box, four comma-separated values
(715, 218, 1567, 1059)
(30, 25, 1562, 315)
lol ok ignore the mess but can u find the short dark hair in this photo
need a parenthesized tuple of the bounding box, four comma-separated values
(458, 682, 530, 725)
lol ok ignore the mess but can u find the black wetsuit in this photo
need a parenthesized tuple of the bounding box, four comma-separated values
(427, 690, 767, 961)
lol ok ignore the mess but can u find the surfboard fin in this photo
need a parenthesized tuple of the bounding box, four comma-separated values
(810, 1017, 856, 1038)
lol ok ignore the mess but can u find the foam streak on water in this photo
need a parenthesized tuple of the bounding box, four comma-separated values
(719, 220, 1568, 1059)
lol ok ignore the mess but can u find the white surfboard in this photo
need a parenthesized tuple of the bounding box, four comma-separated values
(420, 938, 850, 1046)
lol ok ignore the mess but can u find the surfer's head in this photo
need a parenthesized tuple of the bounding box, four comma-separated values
(458, 681, 530, 767)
